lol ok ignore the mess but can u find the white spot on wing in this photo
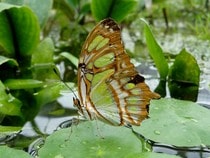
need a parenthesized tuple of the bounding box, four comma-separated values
(105, 25, 109, 29)
(109, 28, 114, 33)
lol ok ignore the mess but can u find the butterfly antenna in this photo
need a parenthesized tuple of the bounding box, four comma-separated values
(53, 68, 78, 99)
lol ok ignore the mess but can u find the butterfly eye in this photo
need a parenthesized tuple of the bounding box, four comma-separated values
(78, 63, 86, 69)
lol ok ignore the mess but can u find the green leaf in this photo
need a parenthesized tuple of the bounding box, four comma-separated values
(0, 56, 19, 80)
(0, 146, 32, 158)
(91, 0, 137, 22)
(59, 52, 78, 67)
(168, 49, 200, 101)
(31, 38, 54, 64)
(0, 126, 21, 141)
(135, 98, 210, 147)
(0, 55, 18, 66)
(1, 0, 53, 28)
(31, 38, 59, 80)
(4, 79, 43, 89)
(0, 55, 19, 80)
(0, 125, 21, 132)
(34, 81, 65, 107)
(38, 120, 144, 158)
(141, 19, 168, 97)
(7, 6, 40, 56)
(141, 19, 169, 80)
(0, 3, 21, 56)
(0, 3, 40, 56)
(0, 81, 22, 117)
(0, 11, 14, 55)
(153, 80, 167, 97)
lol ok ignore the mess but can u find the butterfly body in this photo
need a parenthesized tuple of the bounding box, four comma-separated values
(74, 18, 160, 126)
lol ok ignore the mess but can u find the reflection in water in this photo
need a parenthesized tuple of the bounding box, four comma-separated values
(28, 137, 45, 157)
(134, 130, 210, 158)
(153, 143, 210, 158)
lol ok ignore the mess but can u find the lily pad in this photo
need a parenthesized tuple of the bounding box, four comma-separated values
(39, 120, 141, 158)
(38, 120, 182, 158)
(0, 146, 32, 158)
(134, 98, 210, 147)
(38, 120, 143, 158)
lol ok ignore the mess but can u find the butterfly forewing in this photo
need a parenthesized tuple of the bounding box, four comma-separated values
(76, 18, 160, 126)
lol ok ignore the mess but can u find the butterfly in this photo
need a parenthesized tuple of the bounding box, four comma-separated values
(73, 18, 160, 126)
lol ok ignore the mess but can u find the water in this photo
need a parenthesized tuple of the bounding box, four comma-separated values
(153, 144, 210, 158)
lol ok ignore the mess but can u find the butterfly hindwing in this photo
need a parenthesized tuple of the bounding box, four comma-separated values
(76, 18, 160, 126)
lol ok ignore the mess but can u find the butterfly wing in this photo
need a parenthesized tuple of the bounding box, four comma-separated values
(76, 18, 160, 126)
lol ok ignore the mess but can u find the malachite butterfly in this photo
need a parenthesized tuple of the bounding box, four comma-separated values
(73, 18, 160, 126)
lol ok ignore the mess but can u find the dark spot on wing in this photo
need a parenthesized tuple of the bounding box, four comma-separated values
(128, 74, 145, 84)
(101, 18, 120, 31)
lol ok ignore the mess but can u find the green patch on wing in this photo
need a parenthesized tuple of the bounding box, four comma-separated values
(94, 52, 115, 68)
(96, 38, 109, 50)
(91, 81, 113, 108)
(124, 83, 135, 89)
(91, 69, 114, 87)
(88, 35, 109, 52)
(91, 70, 114, 108)
(85, 73, 93, 81)
(126, 96, 141, 105)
